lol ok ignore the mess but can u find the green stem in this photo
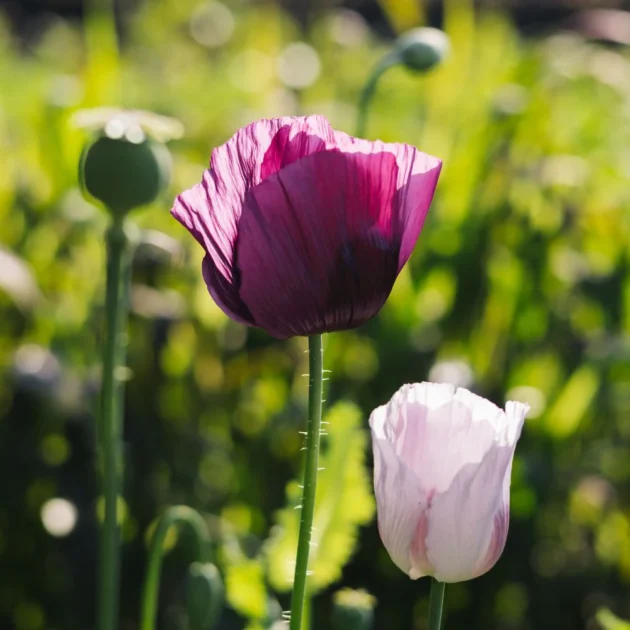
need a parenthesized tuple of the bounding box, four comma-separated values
(428, 579, 446, 630)
(356, 53, 399, 138)
(140, 506, 211, 630)
(302, 595, 312, 630)
(97, 216, 132, 630)
(289, 334, 324, 630)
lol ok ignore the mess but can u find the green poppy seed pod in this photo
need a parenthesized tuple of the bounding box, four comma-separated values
(332, 588, 376, 630)
(80, 132, 172, 216)
(395, 27, 450, 73)
(186, 562, 224, 629)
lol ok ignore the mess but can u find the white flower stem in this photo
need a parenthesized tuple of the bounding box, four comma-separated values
(428, 579, 446, 630)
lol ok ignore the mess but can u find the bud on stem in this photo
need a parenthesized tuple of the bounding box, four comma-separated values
(332, 588, 375, 630)
(80, 130, 172, 216)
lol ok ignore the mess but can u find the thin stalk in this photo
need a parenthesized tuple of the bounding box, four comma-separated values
(140, 506, 211, 630)
(97, 216, 132, 630)
(289, 334, 324, 630)
(428, 579, 446, 630)
(356, 53, 399, 138)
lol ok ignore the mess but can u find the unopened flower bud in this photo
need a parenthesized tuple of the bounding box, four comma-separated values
(186, 562, 224, 629)
(80, 133, 172, 216)
(395, 27, 450, 73)
(332, 588, 375, 630)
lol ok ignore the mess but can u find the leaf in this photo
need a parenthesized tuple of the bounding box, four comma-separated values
(545, 364, 599, 439)
(596, 609, 630, 630)
(224, 558, 267, 621)
(265, 402, 375, 594)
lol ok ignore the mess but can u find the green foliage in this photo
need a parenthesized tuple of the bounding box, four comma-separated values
(224, 559, 268, 622)
(1, 0, 630, 628)
(265, 402, 374, 594)
(597, 609, 630, 630)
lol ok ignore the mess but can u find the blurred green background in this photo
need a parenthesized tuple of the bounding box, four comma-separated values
(1, 0, 630, 628)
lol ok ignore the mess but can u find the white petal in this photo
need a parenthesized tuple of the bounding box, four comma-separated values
(371, 432, 426, 576)
(425, 445, 515, 583)
(402, 382, 456, 410)
(453, 389, 529, 446)
(503, 400, 529, 446)
(369, 401, 389, 439)
(454, 388, 505, 431)
(376, 383, 497, 493)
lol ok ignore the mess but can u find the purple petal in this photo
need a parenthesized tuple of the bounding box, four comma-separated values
(235, 149, 400, 338)
(172, 116, 336, 327)
(172, 177, 254, 325)
(201, 256, 253, 325)
(211, 115, 335, 194)
(323, 130, 442, 269)
(260, 120, 332, 180)
(172, 116, 332, 325)
(395, 153, 442, 268)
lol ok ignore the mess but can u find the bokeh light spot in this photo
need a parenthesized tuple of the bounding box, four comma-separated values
(429, 360, 474, 389)
(40, 498, 77, 538)
(190, 1, 235, 48)
(40, 434, 71, 467)
(277, 42, 321, 89)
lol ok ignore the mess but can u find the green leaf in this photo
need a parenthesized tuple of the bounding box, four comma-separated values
(224, 558, 267, 621)
(545, 364, 599, 439)
(596, 609, 630, 630)
(265, 402, 375, 594)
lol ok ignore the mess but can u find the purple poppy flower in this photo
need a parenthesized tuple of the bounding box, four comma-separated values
(172, 115, 441, 339)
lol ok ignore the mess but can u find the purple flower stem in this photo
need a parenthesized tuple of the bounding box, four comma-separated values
(290, 334, 324, 630)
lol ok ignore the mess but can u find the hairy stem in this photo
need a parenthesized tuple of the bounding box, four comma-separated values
(289, 334, 324, 630)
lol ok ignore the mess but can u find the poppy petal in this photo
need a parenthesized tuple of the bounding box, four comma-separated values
(321, 130, 442, 269)
(235, 148, 400, 338)
(260, 117, 333, 180)
(172, 116, 338, 328)
(201, 256, 254, 325)
(425, 446, 513, 583)
(371, 405, 428, 576)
